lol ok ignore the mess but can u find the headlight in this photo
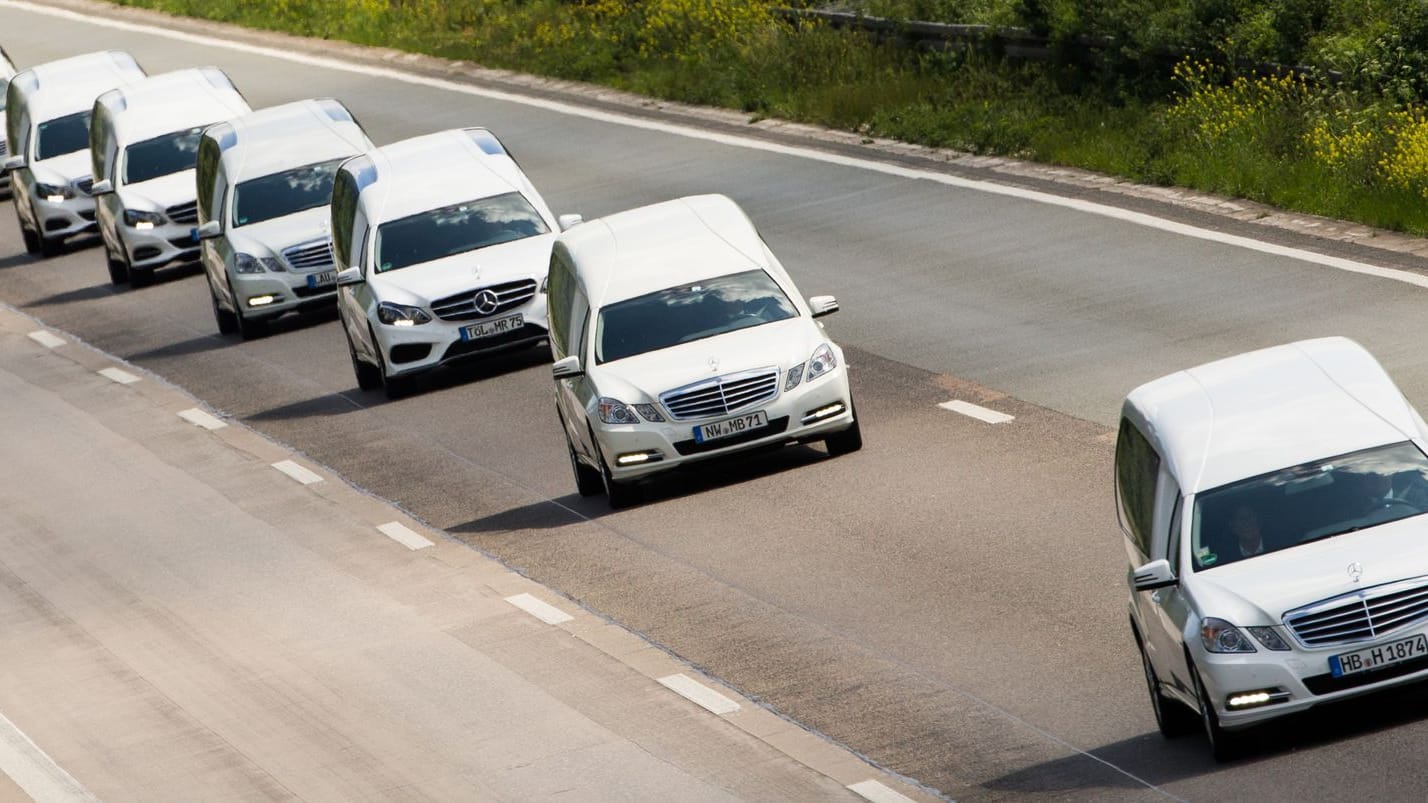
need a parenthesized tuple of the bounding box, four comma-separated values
(377, 301, 432, 327)
(123, 208, 167, 230)
(232, 253, 284, 274)
(805, 344, 837, 383)
(632, 403, 665, 422)
(597, 397, 640, 425)
(1201, 617, 1257, 654)
(1246, 626, 1291, 651)
(36, 182, 73, 202)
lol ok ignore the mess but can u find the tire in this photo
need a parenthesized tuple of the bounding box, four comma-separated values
(210, 278, 237, 335)
(106, 246, 131, 285)
(374, 333, 413, 400)
(596, 441, 638, 509)
(825, 396, 863, 456)
(36, 231, 61, 259)
(346, 328, 382, 391)
(1190, 661, 1245, 761)
(565, 423, 602, 497)
(1137, 639, 1197, 738)
(129, 266, 153, 288)
(228, 279, 266, 340)
(17, 206, 41, 256)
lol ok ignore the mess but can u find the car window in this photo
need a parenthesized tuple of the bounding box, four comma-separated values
(123, 127, 203, 184)
(594, 269, 797, 364)
(1191, 441, 1428, 571)
(373, 191, 549, 274)
(36, 110, 91, 160)
(1115, 418, 1160, 560)
(232, 158, 343, 227)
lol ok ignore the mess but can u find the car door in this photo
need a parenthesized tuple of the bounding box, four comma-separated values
(1146, 489, 1196, 700)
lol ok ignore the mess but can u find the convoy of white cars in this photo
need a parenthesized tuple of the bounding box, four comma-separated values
(0, 46, 17, 197)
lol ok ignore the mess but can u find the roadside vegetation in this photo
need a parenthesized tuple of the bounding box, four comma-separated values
(108, 0, 1428, 233)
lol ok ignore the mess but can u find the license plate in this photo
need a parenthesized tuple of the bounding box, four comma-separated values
(306, 270, 336, 289)
(1330, 633, 1428, 677)
(694, 410, 769, 443)
(460, 313, 523, 341)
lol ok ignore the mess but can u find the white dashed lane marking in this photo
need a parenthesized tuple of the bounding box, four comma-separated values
(938, 400, 1014, 424)
(378, 521, 433, 551)
(98, 367, 140, 385)
(178, 408, 227, 431)
(0, 709, 99, 803)
(271, 460, 323, 485)
(27, 331, 64, 348)
(848, 779, 921, 803)
(505, 593, 573, 625)
(658, 674, 740, 715)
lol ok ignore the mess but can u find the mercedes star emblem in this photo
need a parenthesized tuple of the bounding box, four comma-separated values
(473, 289, 500, 316)
(708, 357, 720, 373)
(1348, 562, 1364, 583)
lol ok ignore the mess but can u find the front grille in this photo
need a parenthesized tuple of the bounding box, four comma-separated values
(660, 367, 780, 421)
(440, 323, 546, 362)
(1285, 576, 1428, 648)
(78, 209, 96, 222)
(168, 236, 198, 249)
(292, 283, 336, 299)
(166, 201, 198, 225)
(673, 416, 790, 456)
(431, 279, 538, 322)
(282, 240, 334, 272)
(74, 177, 94, 196)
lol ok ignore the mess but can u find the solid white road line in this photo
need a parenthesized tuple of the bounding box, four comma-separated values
(5, 0, 1426, 293)
(505, 593, 573, 625)
(938, 400, 1014, 424)
(97, 367, 139, 385)
(378, 521, 434, 551)
(658, 674, 741, 715)
(177, 408, 227, 431)
(271, 460, 323, 485)
(848, 779, 920, 803)
(26, 331, 64, 349)
(0, 709, 99, 803)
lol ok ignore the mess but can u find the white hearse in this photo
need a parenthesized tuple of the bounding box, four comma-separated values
(194, 98, 374, 338)
(0, 46, 18, 197)
(90, 68, 250, 286)
(2, 50, 146, 257)
(332, 127, 575, 398)
(1122, 337, 1428, 760)
(547, 194, 860, 508)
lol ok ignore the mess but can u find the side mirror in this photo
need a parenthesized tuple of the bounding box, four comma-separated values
(551, 355, 583, 380)
(89, 179, 114, 195)
(0, 155, 22, 174)
(335, 266, 364, 286)
(557, 213, 583, 232)
(808, 295, 840, 318)
(1132, 559, 1177, 592)
(194, 220, 221, 240)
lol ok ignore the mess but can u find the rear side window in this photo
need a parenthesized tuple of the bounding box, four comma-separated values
(546, 251, 575, 357)
(1115, 418, 1161, 560)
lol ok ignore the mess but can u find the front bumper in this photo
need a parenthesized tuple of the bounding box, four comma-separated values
(593, 365, 854, 481)
(1199, 624, 1428, 729)
(33, 194, 96, 240)
(122, 220, 199, 270)
(372, 294, 550, 377)
(232, 270, 339, 319)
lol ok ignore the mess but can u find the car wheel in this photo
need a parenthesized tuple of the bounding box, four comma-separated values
(596, 441, 638, 509)
(562, 415, 602, 497)
(209, 277, 238, 335)
(1190, 661, 1244, 761)
(228, 279, 267, 340)
(373, 330, 412, 400)
(129, 265, 153, 288)
(106, 242, 131, 285)
(19, 216, 41, 257)
(346, 328, 382, 391)
(1138, 639, 1197, 738)
(825, 396, 863, 456)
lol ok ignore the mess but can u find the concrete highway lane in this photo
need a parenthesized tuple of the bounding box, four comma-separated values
(11, 1, 1428, 799)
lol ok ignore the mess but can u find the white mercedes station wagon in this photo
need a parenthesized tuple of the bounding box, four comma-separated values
(0, 46, 18, 197)
(3, 51, 146, 257)
(548, 194, 861, 508)
(195, 99, 374, 338)
(1123, 337, 1428, 760)
(90, 67, 251, 286)
(332, 127, 575, 398)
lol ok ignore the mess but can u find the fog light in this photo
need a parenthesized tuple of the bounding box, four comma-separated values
(801, 402, 846, 425)
(45, 194, 65, 203)
(247, 295, 277, 307)
(615, 450, 663, 467)
(135, 221, 154, 231)
(1226, 689, 1283, 710)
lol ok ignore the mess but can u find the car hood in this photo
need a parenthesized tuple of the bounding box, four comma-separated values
(1189, 514, 1428, 624)
(122, 170, 196, 211)
(590, 317, 829, 405)
(229, 206, 330, 257)
(369, 234, 554, 304)
(32, 150, 91, 184)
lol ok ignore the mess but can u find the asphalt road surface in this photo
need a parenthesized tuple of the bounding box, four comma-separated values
(9, 2, 1428, 799)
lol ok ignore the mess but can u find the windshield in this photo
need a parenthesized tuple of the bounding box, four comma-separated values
(232, 158, 343, 228)
(373, 191, 548, 273)
(123, 127, 202, 184)
(1191, 441, 1428, 571)
(36, 111, 90, 160)
(595, 269, 798, 363)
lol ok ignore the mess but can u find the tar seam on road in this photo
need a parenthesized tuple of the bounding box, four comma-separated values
(938, 400, 1014, 424)
(8, 0, 1428, 296)
(0, 709, 99, 803)
(377, 522, 434, 551)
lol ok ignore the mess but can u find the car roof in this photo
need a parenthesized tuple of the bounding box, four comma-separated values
(214, 98, 372, 183)
(99, 68, 248, 145)
(354, 128, 543, 224)
(1124, 337, 1421, 495)
(16, 51, 145, 122)
(557, 194, 771, 308)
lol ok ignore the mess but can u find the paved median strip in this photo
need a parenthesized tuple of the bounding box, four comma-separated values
(658, 674, 741, 715)
(98, 367, 140, 385)
(938, 399, 1014, 424)
(271, 460, 323, 485)
(505, 593, 573, 624)
(26, 330, 65, 349)
(378, 521, 433, 551)
(177, 408, 227, 431)
(848, 779, 920, 803)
